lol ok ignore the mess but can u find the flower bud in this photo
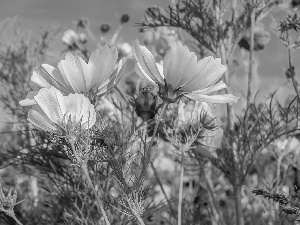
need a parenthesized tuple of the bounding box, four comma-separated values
(77, 17, 89, 29)
(129, 88, 158, 122)
(100, 23, 110, 34)
(120, 14, 130, 24)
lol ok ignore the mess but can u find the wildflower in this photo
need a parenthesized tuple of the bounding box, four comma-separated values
(62, 29, 79, 47)
(133, 40, 238, 104)
(100, 23, 110, 34)
(20, 45, 127, 106)
(120, 14, 130, 24)
(128, 88, 158, 122)
(25, 87, 96, 135)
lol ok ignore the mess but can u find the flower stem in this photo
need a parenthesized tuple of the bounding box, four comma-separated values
(82, 165, 111, 225)
(148, 101, 168, 150)
(10, 214, 23, 225)
(177, 152, 184, 225)
(150, 161, 176, 217)
(246, 9, 255, 109)
(135, 213, 146, 225)
(70, 143, 110, 225)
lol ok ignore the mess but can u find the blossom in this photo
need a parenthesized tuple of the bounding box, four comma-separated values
(62, 29, 79, 47)
(20, 45, 127, 106)
(27, 87, 96, 134)
(133, 40, 239, 104)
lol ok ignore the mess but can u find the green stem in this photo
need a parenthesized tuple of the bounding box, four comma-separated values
(177, 152, 184, 225)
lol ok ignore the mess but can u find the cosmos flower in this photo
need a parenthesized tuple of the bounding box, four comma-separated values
(26, 87, 96, 134)
(133, 40, 238, 104)
(20, 45, 127, 106)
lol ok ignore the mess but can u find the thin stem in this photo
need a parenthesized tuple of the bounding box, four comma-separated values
(10, 214, 23, 225)
(141, 116, 176, 218)
(150, 161, 176, 217)
(286, 30, 299, 99)
(177, 152, 184, 225)
(70, 143, 110, 225)
(246, 9, 255, 109)
(135, 214, 146, 225)
(82, 165, 111, 225)
(200, 162, 226, 225)
(111, 25, 123, 45)
(233, 180, 244, 225)
(148, 102, 168, 151)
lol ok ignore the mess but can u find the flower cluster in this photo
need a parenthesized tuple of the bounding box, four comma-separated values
(20, 44, 127, 137)
(20, 40, 238, 136)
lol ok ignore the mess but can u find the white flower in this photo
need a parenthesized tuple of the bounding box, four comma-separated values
(62, 29, 79, 46)
(117, 42, 132, 57)
(20, 45, 127, 106)
(133, 40, 239, 104)
(27, 87, 96, 134)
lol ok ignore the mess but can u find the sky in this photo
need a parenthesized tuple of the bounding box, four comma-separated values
(0, 0, 300, 114)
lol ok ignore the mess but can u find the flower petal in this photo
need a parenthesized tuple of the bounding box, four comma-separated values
(28, 105, 59, 133)
(135, 64, 155, 83)
(19, 91, 39, 106)
(65, 93, 96, 129)
(58, 53, 87, 93)
(184, 57, 227, 92)
(185, 93, 239, 103)
(33, 87, 66, 124)
(186, 81, 227, 95)
(96, 58, 128, 97)
(163, 45, 197, 90)
(88, 45, 118, 90)
(133, 40, 164, 85)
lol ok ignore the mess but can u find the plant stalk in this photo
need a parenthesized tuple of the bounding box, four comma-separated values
(82, 165, 111, 225)
(233, 181, 244, 225)
(247, 9, 256, 109)
(70, 143, 110, 225)
(177, 152, 184, 225)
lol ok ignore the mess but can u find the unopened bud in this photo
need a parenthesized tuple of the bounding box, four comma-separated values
(77, 17, 89, 29)
(120, 14, 130, 24)
(100, 23, 110, 34)
(129, 89, 158, 122)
